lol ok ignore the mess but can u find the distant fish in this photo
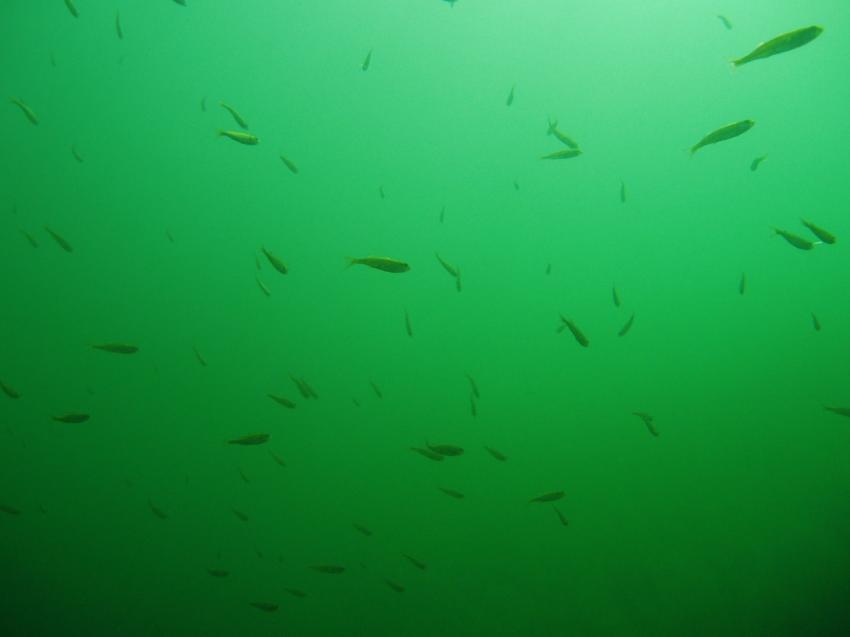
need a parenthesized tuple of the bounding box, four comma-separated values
(200, 96, 207, 112)
(437, 487, 464, 499)
(71, 143, 84, 163)
(739, 273, 747, 295)
(346, 256, 409, 273)
(617, 313, 635, 337)
(470, 395, 477, 417)
(115, 11, 124, 39)
(312, 565, 345, 574)
(465, 373, 480, 398)
(19, 229, 38, 248)
(0, 504, 21, 516)
(801, 219, 836, 244)
(219, 102, 248, 129)
(484, 446, 507, 462)
(218, 130, 258, 145)
(513, 179, 520, 191)
(427, 443, 463, 457)
(172, 0, 187, 5)
(52, 413, 90, 424)
(64, 0, 79, 18)
(379, 185, 385, 199)
(402, 554, 427, 570)
(690, 120, 754, 155)
(530, 491, 564, 503)
(545, 263, 551, 275)
(558, 315, 589, 347)
(385, 579, 405, 593)
(717, 15, 732, 30)
(227, 433, 270, 445)
(166, 229, 175, 243)
(541, 148, 582, 160)
(439, 206, 445, 223)
(1, 379, 21, 399)
(612, 286, 621, 307)
(811, 312, 821, 332)
(44, 226, 73, 252)
(238, 467, 250, 484)
(353, 523, 372, 537)
(207, 568, 229, 577)
(619, 181, 626, 203)
(268, 394, 296, 409)
(824, 406, 850, 418)
(553, 505, 569, 526)
(283, 588, 307, 598)
(269, 450, 286, 467)
(92, 343, 138, 354)
(300, 378, 319, 399)
(192, 345, 207, 367)
(148, 499, 168, 520)
(362, 49, 372, 71)
(773, 227, 815, 250)
(435, 252, 458, 278)
(411, 447, 444, 462)
(256, 276, 271, 296)
(633, 411, 658, 437)
(546, 119, 580, 149)
(732, 26, 823, 67)
(370, 380, 383, 399)
(231, 508, 249, 522)
(506, 84, 515, 106)
(455, 267, 462, 292)
(250, 602, 278, 613)
(404, 309, 413, 338)
(279, 154, 299, 174)
(750, 155, 767, 171)
(291, 375, 311, 399)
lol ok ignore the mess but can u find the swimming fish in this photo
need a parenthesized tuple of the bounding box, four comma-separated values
(435, 252, 458, 278)
(690, 120, 754, 155)
(530, 491, 564, 503)
(824, 406, 850, 417)
(612, 286, 621, 307)
(166, 229, 175, 243)
(201, 97, 207, 112)
(379, 185, 385, 199)
(370, 380, 383, 398)
(283, 588, 307, 598)
(411, 447, 444, 462)
(455, 267, 462, 292)
(0, 504, 21, 516)
(739, 273, 747, 295)
(268, 394, 296, 409)
(545, 263, 551, 275)
(1, 379, 21, 399)
(362, 49, 372, 71)
(633, 411, 659, 437)
(71, 144, 84, 163)
(773, 227, 815, 250)
(427, 443, 464, 457)
(237, 468, 250, 484)
(228, 433, 270, 445)
(207, 569, 229, 577)
(52, 413, 90, 424)
(219, 102, 248, 129)
(619, 181, 626, 203)
(279, 154, 299, 174)
(801, 219, 836, 244)
(218, 130, 258, 145)
(64, 0, 78, 18)
(192, 345, 207, 367)
(484, 446, 507, 462)
(172, 0, 187, 5)
(439, 206, 445, 223)
(385, 579, 405, 593)
(269, 450, 286, 467)
(256, 277, 271, 296)
(312, 565, 345, 574)
(513, 179, 520, 191)
(403, 554, 427, 570)
(353, 523, 372, 537)
(19, 229, 38, 248)
(466, 373, 479, 398)
(811, 312, 821, 332)
(92, 343, 138, 354)
(470, 395, 477, 417)
(44, 226, 73, 252)
(553, 505, 569, 527)
(346, 256, 409, 273)
(750, 155, 767, 171)
(404, 309, 413, 337)
(148, 499, 168, 519)
(717, 15, 732, 30)
(231, 508, 249, 522)
(250, 602, 278, 612)
(546, 119, 580, 149)
(618, 314, 635, 337)
(115, 11, 123, 39)
(438, 487, 465, 499)
(558, 315, 589, 347)
(732, 26, 823, 67)
(541, 148, 582, 160)
(506, 84, 515, 106)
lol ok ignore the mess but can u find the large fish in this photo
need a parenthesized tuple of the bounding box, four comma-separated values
(690, 120, 754, 155)
(732, 26, 823, 67)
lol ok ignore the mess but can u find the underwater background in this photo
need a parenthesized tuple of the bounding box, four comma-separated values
(2, 1, 849, 635)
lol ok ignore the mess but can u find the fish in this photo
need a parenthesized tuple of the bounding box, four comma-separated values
(717, 15, 732, 30)
(256, 277, 271, 297)
(484, 446, 507, 462)
(545, 263, 551, 275)
(690, 120, 754, 155)
(71, 144, 84, 163)
(513, 179, 520, 191)
(268, 394, 296, 409)
(200, 97, 207, 112)
(439, 206, 445, 223)
(92, 343, 138, 354)
(619, 181, 627, 203)
(0, 504, 21, 516)
(559, 315, 589, 347)
(404, 309, 413, 337)
(362, 49, 372, 71)
(385, 579, 405, 593)
(192, 345, 207, 367)
(438, 487, 464, 499)
(553, 505, 569, 527)
(633, 411, 659, 437)
(238, 468, 250, 484)
(346, 256, 409, 273)
(739, 273, 747, 295)
(250, 602, 278, 613)
(370, 380, 383, 398)
(207, 569, 229, 577)
(541, 148, 582, 160)
(231, 508, 249, 522)
(811, 312, 821, 332)
(290, 375, 311, 399)
(402, 554, 427, 570)
(148, 499, 168, 520)
(255, 254, 261, 270)
(411, 447, 444, 462)
(378, 185, 385, 199)
(546, 119, 580, 149)
(466, 373, 480, 398)
(455, 267, 462, 292)
(173, 0, 187, 5)
(50, 51, 56, 67)
(773, 227, 815, 250)
(801, 219, 836, 244)
(435, 252, 458, 278)
(52, 413, 90, 424)
(470, 395, 477, 418)
(352, 398, 360, 407)
(44, 226, 73, 252)
(19, 229, 38, 248)
(1, 379, 21, 399)
(114, 12, 124, 40)
(218, 130, 258, 145)
(618, 313, 635, 337)
(353, 523, 372, 537)
(227, 433, 270, 445)
(219, 102, 248, 129)
(279, 154, 298, 174)
(312, 565, 345, 574)
(732, 26, 823, 67)
(530, 491, 564, 504)
(612, 286, 621, 307)
(427, 443, 463, 457)
(750, 155, 767, 171)
(824, 406, 850, 417)
(269, 450, 286, 467)
(166, 229, 175, 243)
(300, 378, 319, 399)
(64, 0, 78, 18)
(506, 84, 515, 106)
(283, 588, 307, 598)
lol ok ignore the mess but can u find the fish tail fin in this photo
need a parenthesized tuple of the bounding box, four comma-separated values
(344, 256, 357, 268)
(216, 129, 224, 137)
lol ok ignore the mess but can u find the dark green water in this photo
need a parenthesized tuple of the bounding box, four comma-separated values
(2, 2, 849, 635)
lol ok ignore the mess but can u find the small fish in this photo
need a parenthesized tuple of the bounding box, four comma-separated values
(250, 602, 278, 613)
(545, 263, 551, 275)
(801, 219, 836, 244)
(44, 226, 73, 252)
(439, 206, 445, 223)
(632, 411, 659, 437)
(811, 312, 821, 332)
(427, 443, 463, 456)
(172, 0, 187, 5)
(750, 155, 767, 171)
(465, 373, 479, 398)
(379, 185, 385, 199)
(71, 144, 84, 163)
(192, 345, 207, 367)
(238, 468, 250, 484)
(284, 588, 307, 598)
(362, 49, 372, 71)
(166, 229, 175, 243)
(268, 394, 296, 409)
(115, 11, 123, 39)
(255, 254, 261, 270)
(739, 273, 747, 295)
(553, 505, 569, 527)
(19, 229, 38, 248)
(438, 487, 464, 499)
(50, 51, 57, 67)
(64, 0, 78, 18)
(546, 119, 580, 149)
(690, 120, 754, 155)
(773, 227, 814, 251)
(218, 130, 258, 145)
(219, 102, 248, 129)
(411, 447, 444, 462)
(612, 286, 621, 308)
(558, 315, 589, 347)
(207, 569, 229, 577)
(256, 277, 271, 296)
(269, 450, 286, 467)
(227, 433, 270, 445)
(541, 148, 582, 160)
(506, 84, 515, 106)
(385, 579, 405, 593)
(346, 256, 409, 273)
(484, 446, 507, 462)
(52, 413, 90, 424)
(435, 252, 458, 278)
(279, 154, 299, 174)
(312, 565, 345, 574)
(402, 554, 427, 570)
(200, 96, 207, 112)
(148, 499, 168, 520)
(717, 15, 732, 30)
(353, 523, 372, 537)
(824, 406, 850, 418)
(92, 343, 138, 354)
(352, 398, 360, 407)
(732, 26, 823, 67)
(617, 313, 635, 337)
(290, 375, 311, 399)
(0, 504, 21, 516)
(470, 395, 477, 418)
(370, 380, 383, 399)
(619, 181, 626, 203)
(404, 309, 413, 338)
(513, 179, 520, 191)
(232, 508, 249, 522)
(1, 379, 21, 399)
(530, 491, 564, 504)
(300, 378, 319, 399)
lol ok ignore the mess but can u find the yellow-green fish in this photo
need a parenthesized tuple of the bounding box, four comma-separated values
(232, 508, 249, 522)
(71, 144, 84, 163)
(269, 449, 286, 467)
(530, 491, 564, 503)
(227, 433, 270, 445)
(633, 411, 658, 437)
(218, 130, 258, 145)
(801, 219, 836, 244)
(404, 309, 413, 338)
(811, 312, 821, 332)
(403, 554, 427, 570)
(369, 380, 383, 398)
(362, 49, 372, 71)
(553, 505, 569, 526)
(346, 256, 409, 273)
(541, 148, 582, 160)
(279, 154, 298, 174)
(732, 26, 823, 67)
(824, 406, 850, 418)
(256, 276, 271, 296)
(466, 373, 479, 398)
(506, 84, 515, 106)
(427, 443, 463, 457)
(739, 273, 746, 295)
(268, 394, 296, 409)
(207, 568, 229, 577)
(64, 0, 78, 18)
(52, 413, 90, 424)
(620, 181, 626, 203)
(750, 155, 767, 171)
(19, 229, 38, 248)
(773, 227, 815, 250)
(617, 313, 635, 337)
(0, 504, 21, 516)
(435, 252, 458, 278)
(173, 0, 187, 6)
(261, 246, 288, 274)
(116, 11, 123, 39)
(148, 499, 168, 519)
(385, 579, 405, 593)
(558, 315, 589, 347)
(284, 588, 307, 597)
(546, 119, 579, 149)
(1, 379, 21, 399)
(219, 102, 248, 129)
(484, 446, 507, 462)
(92, 343, 138, 354)
(690, 120, 754, 154)
(250, 602, 278, 612)
(438, 487, 464, 499)
(192, 345, 207, 367)
(44, 226, 73, 252)
(9, 98, 38, 125)
(353, 523, 372, 537)
(717, 15, 732, 30)
(612, 286, 621, 308)
(411, 447, 443, 462)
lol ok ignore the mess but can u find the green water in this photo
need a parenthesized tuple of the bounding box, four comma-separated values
(2, 1, 849, 635)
